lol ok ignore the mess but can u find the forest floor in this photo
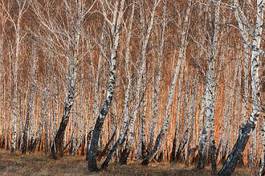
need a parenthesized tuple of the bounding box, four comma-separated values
(0, 149, 251, 176)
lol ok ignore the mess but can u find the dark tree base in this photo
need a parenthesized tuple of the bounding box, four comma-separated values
(119, 148, 130, 165)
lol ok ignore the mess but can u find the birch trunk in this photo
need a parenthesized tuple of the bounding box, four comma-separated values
(10, 39, 18, 153)
(197, 1, 220, 173)
(21, 39, 37, 154)
(171, 65, 184, 162)
(185, 76, 198, 163)
(149, 0, 167, 149)
(51, 1, 82, 159)
(218, 0, 265, 175)
(101, 4, 135, 169)
(42, 87, 49, 153)
(119, 0, 161, 165)
(142, 0, 191, 166)
(87, 0, 125, 171)
(10, 3, 26, 152)
(137, 95, 147, 159)
(175, 76, 198, 163)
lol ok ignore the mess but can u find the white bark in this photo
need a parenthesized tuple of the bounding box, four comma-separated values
(197, 0, 220, 170)
(88, 0, 126, 171)
(119, 3, 135, 144)
(3, 0, 29, 153)
(22, 39, 37, 153)
(100, 4, 135, 168)
(142, 0, 192, 165)
(218, 0, 265, 175)
(149, 0, 167, 147)
(126, 0, 161, 151)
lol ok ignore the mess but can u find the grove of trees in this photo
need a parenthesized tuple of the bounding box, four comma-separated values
(0, 0, 265, 175)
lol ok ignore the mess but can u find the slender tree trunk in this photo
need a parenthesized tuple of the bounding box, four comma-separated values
(142, 0, 191, 166)
(197, 2, 220, 174)
(120, 0, 161, 164)
(51, 55, 77, 158)
(11, 18, 22, 154)
(87, 0, 125, 171)
(21, 39, 37, 154)
(51, 2, 82, 158)
(218, 1, 265, 175)
(171, 65, 184, 162)
(137, 96, 147, 159)
(148, 0, 166, 149)
(101, 4, 135, 169)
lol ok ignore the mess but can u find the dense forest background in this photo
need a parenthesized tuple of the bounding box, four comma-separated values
(0, 0, 265, 175)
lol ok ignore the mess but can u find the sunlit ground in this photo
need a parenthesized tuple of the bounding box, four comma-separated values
(0, 150, 251, 176)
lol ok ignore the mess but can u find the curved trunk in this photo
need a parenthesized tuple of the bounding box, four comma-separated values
(218, 0, 264, 175)
(51, 57, 77, 159)
(100, 3, 135, 169)
(87, 0, 125, 171)
(51, 1, 82, 159)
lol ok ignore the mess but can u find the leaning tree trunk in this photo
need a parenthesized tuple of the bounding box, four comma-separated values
(218, 0, 264, 175)
(142, 0, 191, 166)
(234, 0, 256, 168)
(87, 0, 125, 171)
(119, 0, 160, 165)
(101, 4, 135, 169)
(50, 2, 82, 158)
(51, 56, 77, 158)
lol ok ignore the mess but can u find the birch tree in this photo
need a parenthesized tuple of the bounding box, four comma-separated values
(218, 0, 265, 175)
(148, 0, 167, 150)
(87, 0, 126, 171)
(21, 38, 37, 154)
(32, 0, 95, 158)
(119, 0, 161, 165)
(101, 3, 135, 169)
(142, 0, 192, 166)
(50, 1, 84, 159)
(2, 0, 29, 153)
(197, 1, 220, 173)
(171, 65, 185, 162)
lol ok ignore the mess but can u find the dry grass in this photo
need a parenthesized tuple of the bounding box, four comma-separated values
(0, 150, 251, 176)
